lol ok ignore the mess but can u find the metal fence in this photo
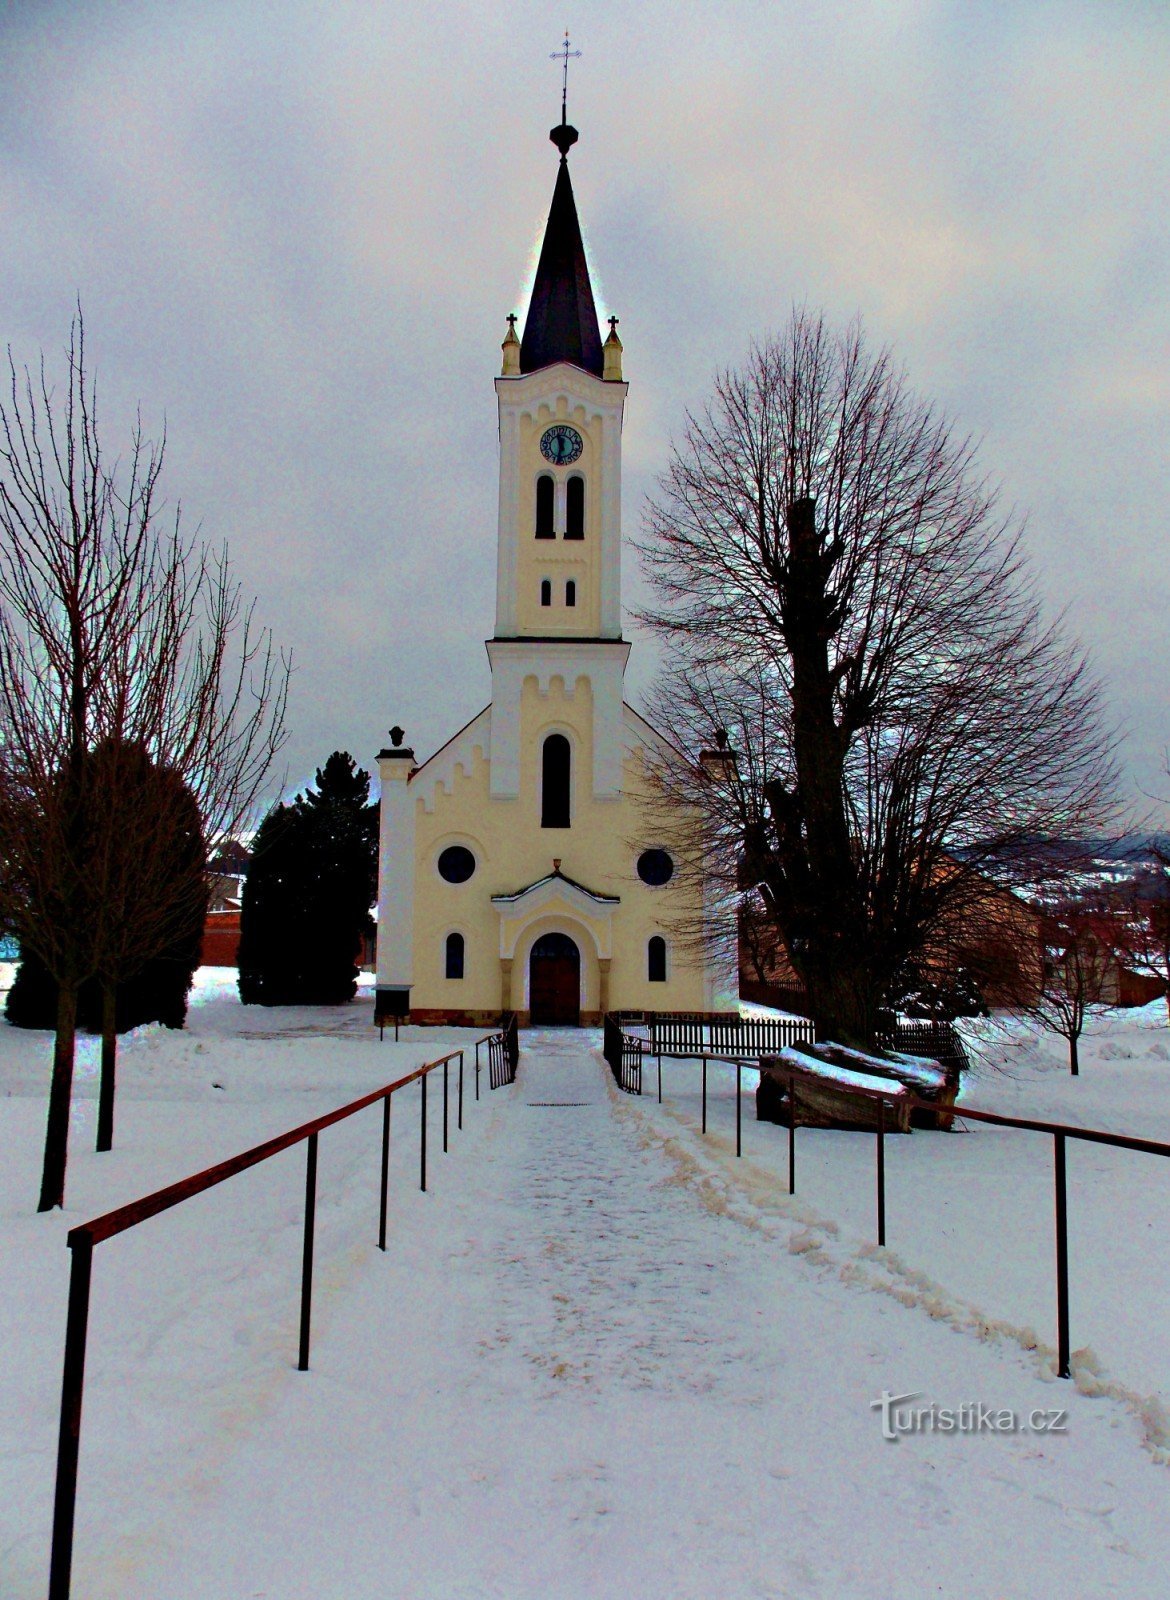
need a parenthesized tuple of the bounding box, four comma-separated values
(488, 1013, 520, 1089)
(603, 1014, 642, 1094)
(47, 1028, 516, 1600)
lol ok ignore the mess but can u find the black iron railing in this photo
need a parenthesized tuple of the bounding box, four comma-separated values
(603, 1014, 642, 1094)
(47, 1028, 514, 1600)
(488, 1012, 520, 1090)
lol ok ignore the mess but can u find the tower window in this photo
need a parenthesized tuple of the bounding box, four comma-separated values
(540, 578, 551, 607)
(565, 579, 576, 607)
(445, 931, 465, 980)
(535, 474, 555, 538)
(565, 474, 585, 539)
(541, 733, 571, 828)
(648, 935, 667, 983)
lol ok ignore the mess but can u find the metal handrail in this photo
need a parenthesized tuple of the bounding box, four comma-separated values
(48, 1033, 511, 1600)
(609, 1021, 1170, 1385)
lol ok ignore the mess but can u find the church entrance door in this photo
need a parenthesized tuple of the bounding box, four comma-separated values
(529, 933, 581, 1026)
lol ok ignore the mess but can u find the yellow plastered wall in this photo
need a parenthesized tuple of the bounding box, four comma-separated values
(514, 401, 603, 638)
(410, 675, 706, 1016)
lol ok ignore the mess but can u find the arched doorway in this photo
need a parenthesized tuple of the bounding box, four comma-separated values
(529, 932, 581, 1025)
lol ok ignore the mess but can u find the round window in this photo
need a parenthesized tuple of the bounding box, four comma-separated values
(437, 845, 476, 884)
(637, 848, 674, 887)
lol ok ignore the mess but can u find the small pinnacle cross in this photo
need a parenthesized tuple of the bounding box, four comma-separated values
(608, 315, 619, 334)
(506, 312, 517, 330)
(550, 29, 581, 123)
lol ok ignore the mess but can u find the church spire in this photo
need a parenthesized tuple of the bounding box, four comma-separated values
(519, 53, 603, 379)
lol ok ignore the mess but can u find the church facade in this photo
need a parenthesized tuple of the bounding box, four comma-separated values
(375, 116, 729, 1027)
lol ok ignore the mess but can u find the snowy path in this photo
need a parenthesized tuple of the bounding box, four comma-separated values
(12, 1028, 1168, 1598)
(88, 1034, 1167, 1597)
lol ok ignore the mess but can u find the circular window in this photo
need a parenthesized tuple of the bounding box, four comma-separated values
(637, 848, 674, 887)
(437, 845, 476, 884)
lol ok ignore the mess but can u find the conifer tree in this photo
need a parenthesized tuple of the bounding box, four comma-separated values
(238, 752, 377, 1005)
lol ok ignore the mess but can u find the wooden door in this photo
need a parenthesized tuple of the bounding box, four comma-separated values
(529, 933, 581, 1025)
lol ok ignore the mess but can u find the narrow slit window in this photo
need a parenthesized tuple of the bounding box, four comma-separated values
(565, 579, 576, 607)
(540, 578, 551, 607)
(445, 932, 465, 980)
(535, 474, 555, 538)
(541, 734, 571, 828)
(648, 935, 667, 983)
(565, 475, 585, 539)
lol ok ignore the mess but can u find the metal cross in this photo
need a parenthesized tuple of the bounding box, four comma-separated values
(550, 29, 581, 121)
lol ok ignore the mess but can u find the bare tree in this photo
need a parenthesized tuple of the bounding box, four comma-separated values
(638, 310, 1119, 1046)
(1026, 903, 1122, 1074)
(0, 315, 289, 1210)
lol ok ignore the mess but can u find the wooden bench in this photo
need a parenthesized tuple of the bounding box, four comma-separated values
(757, 1046, 913, 1133)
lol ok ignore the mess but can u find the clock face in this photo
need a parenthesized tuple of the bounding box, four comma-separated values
(539, 424, 583, 466)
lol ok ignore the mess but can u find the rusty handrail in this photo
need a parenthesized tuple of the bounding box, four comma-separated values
(48, 1036, 504, 1600)
(611, 1021, 1170, 1385)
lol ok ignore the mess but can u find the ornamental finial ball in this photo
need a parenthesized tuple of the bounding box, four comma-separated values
(389, 726, 405, 748)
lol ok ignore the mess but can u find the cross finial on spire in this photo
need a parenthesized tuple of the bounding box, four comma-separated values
(551, 29, 582, 125)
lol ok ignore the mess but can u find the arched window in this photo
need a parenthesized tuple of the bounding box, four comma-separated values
(565, 579, 576, 608)
(445, 931, 465, 980)
(540, 578, 551, 607)
(535, 474, 555, 538)
(565, 475, 585, 539)
(541, 733, 571, 828)
(648, 935, 667, 983)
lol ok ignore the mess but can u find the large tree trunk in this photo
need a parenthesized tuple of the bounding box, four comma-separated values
(777, 499, 872, 1045)
(96, 977, 117, 1153)
(1069, 1031, 1080, 1077)
(38, 980, 79, 1211)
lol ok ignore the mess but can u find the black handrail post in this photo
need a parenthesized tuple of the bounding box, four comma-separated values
(876, 1100, 886, 1247)
(48, 1234, 94, 1600)
(736, 1061, 742, 1158)
(378, 1094, 391, 1251)
(702, 1056, 707, 1134)
(475, 1039, 481, 1101)
(658, 1051, 663, 1104)
(298, 1132, 318, 1372)
(420, 1074, 427, 1192)
(443, 1058, 449, 1153)
(788, 1080, 797, 1195)
(458, 1051, 464, 1131)
(1054, 1131, 1071, 1379)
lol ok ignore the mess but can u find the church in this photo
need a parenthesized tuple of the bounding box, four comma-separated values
(374, 110, 731, 1028)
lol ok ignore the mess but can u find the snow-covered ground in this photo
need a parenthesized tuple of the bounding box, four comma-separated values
(1, 976, 1168, 1597)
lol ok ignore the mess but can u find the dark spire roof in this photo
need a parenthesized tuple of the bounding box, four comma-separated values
(520, 123, 603, 378)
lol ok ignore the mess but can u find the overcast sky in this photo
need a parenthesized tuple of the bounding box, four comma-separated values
(1, 1, 1167, 824)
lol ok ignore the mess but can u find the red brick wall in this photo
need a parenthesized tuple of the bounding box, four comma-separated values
(202, 911, 241, 967)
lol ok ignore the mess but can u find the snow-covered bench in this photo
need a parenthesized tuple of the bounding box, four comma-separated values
(757, 1044, 913, 1133)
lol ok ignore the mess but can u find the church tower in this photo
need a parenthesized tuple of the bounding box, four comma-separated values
(374, 107, 720, 1028)
(486, 112, 630, 805)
